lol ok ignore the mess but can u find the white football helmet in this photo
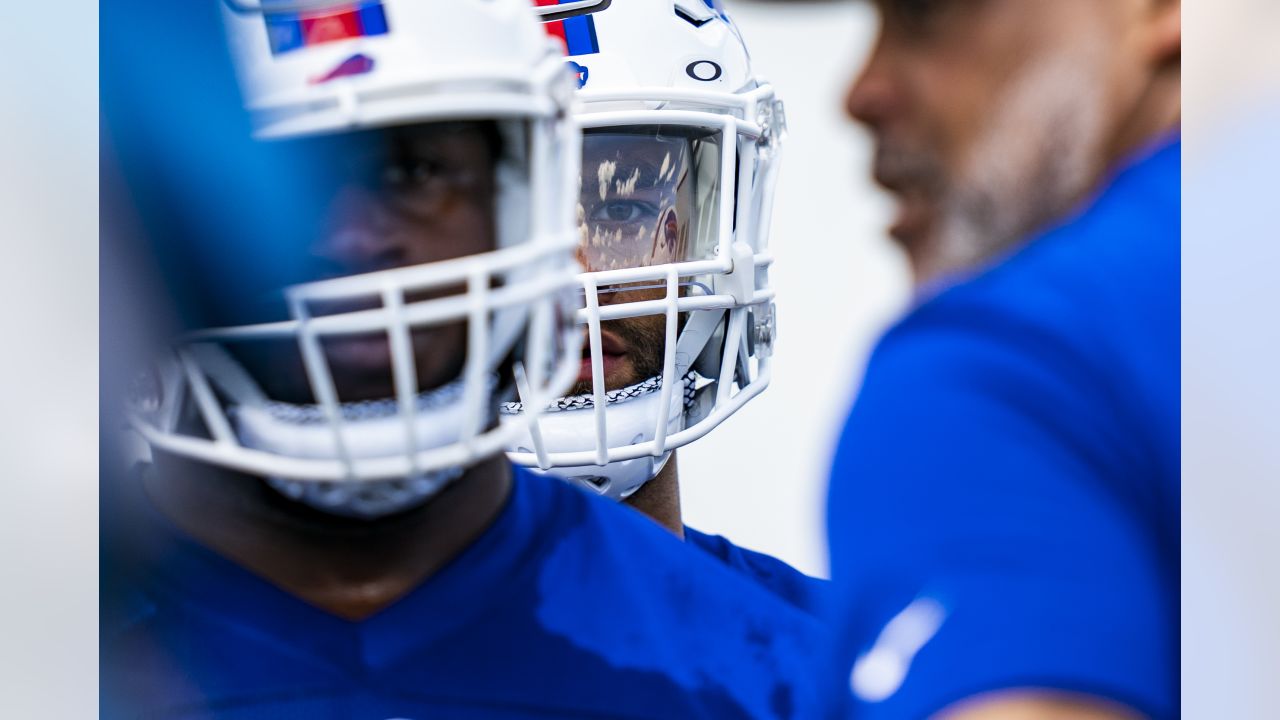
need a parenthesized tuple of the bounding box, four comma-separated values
(504, 0, 785, 500)
(126, 0, 583, 518)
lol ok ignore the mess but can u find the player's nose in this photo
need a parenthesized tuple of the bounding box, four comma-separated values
(314, 184, 409, 277)
(845, 43, 897, 131)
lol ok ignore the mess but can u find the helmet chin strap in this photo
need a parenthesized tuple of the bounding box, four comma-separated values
(265, 468, 465, 520)
(232, 376, 498, 519)
(176, 343, 512, 520)
(501, 372, 697, 500)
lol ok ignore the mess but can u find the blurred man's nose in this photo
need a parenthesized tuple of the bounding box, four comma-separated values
(844, 46, 896, 131)
(315, 184, 407, 276)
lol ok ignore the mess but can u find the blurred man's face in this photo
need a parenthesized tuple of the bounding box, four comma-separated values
(848, 0, 1160, 283)
(571, 129, 708, 396)
(243, 121, 500, 403)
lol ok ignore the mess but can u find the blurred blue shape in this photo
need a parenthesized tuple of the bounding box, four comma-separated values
(823, 137, 1181, 719)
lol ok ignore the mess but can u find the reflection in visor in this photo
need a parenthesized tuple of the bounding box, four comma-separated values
(578, 126, 722, 274)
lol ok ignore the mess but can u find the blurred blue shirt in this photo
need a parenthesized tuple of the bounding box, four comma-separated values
(101, 467, 820, 720)
(824, 138, 1179, 719)
(685, 527, 827, 616)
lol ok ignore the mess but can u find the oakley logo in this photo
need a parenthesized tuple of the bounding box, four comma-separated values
(685, 60, 722, 82)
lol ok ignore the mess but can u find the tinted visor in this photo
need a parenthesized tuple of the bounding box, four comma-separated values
(577, 126, 722, 274)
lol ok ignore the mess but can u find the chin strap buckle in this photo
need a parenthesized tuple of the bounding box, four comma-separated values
(750, 302, 776, 359)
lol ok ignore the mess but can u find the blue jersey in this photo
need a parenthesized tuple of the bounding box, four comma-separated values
(684, 527, 827, 616)
(102, 467, 821, 720)
(824, 138, 1179, 719)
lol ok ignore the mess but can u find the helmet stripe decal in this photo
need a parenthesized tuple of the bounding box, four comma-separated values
(263, 1, 390, 56)
(534, 0, 600, 56)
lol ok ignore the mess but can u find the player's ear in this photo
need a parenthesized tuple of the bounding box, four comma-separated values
(1144, 0, 1180, 68)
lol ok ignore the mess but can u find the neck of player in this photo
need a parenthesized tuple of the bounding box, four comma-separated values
(623, 453, 684, 538)
(144, 452, 513, 621)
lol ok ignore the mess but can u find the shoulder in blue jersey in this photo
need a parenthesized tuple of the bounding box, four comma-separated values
(102, 466, 821, 720)
(824, 138, 1180, 719)
(683, 527, 827, 616)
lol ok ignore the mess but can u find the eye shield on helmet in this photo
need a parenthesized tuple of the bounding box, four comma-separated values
(578, 125, 722, 277)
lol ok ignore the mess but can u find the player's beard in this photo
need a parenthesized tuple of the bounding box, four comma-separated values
(566, 314, 667, 398)
(925, 34, 1110, 284)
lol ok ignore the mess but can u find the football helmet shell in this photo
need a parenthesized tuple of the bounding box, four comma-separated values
(506, 0, 785, 500)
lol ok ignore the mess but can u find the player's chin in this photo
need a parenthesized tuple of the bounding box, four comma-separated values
(888, 198, 938, 257)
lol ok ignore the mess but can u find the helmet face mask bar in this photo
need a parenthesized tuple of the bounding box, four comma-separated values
(505, 0, 786, 500)
(127, 0, 584, 519)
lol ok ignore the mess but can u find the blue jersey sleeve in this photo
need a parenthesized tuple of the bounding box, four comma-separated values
(825, 141, 1180, 720)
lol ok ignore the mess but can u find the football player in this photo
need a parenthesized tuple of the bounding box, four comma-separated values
(100, 0, 820, 717)
(504, 0, 821, 614)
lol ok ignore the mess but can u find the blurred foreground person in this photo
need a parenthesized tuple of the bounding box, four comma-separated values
(100, 1, 818, 717)
(503, 0, 822, 614)
(824, 1, 1180, 718)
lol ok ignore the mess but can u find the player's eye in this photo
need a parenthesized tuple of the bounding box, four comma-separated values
(382, 158, 445, 188)
(590, 200, 659, 224)
(380, 153, 484, 217)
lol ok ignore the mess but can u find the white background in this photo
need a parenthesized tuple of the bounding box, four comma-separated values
(677, 1, 910, 578)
